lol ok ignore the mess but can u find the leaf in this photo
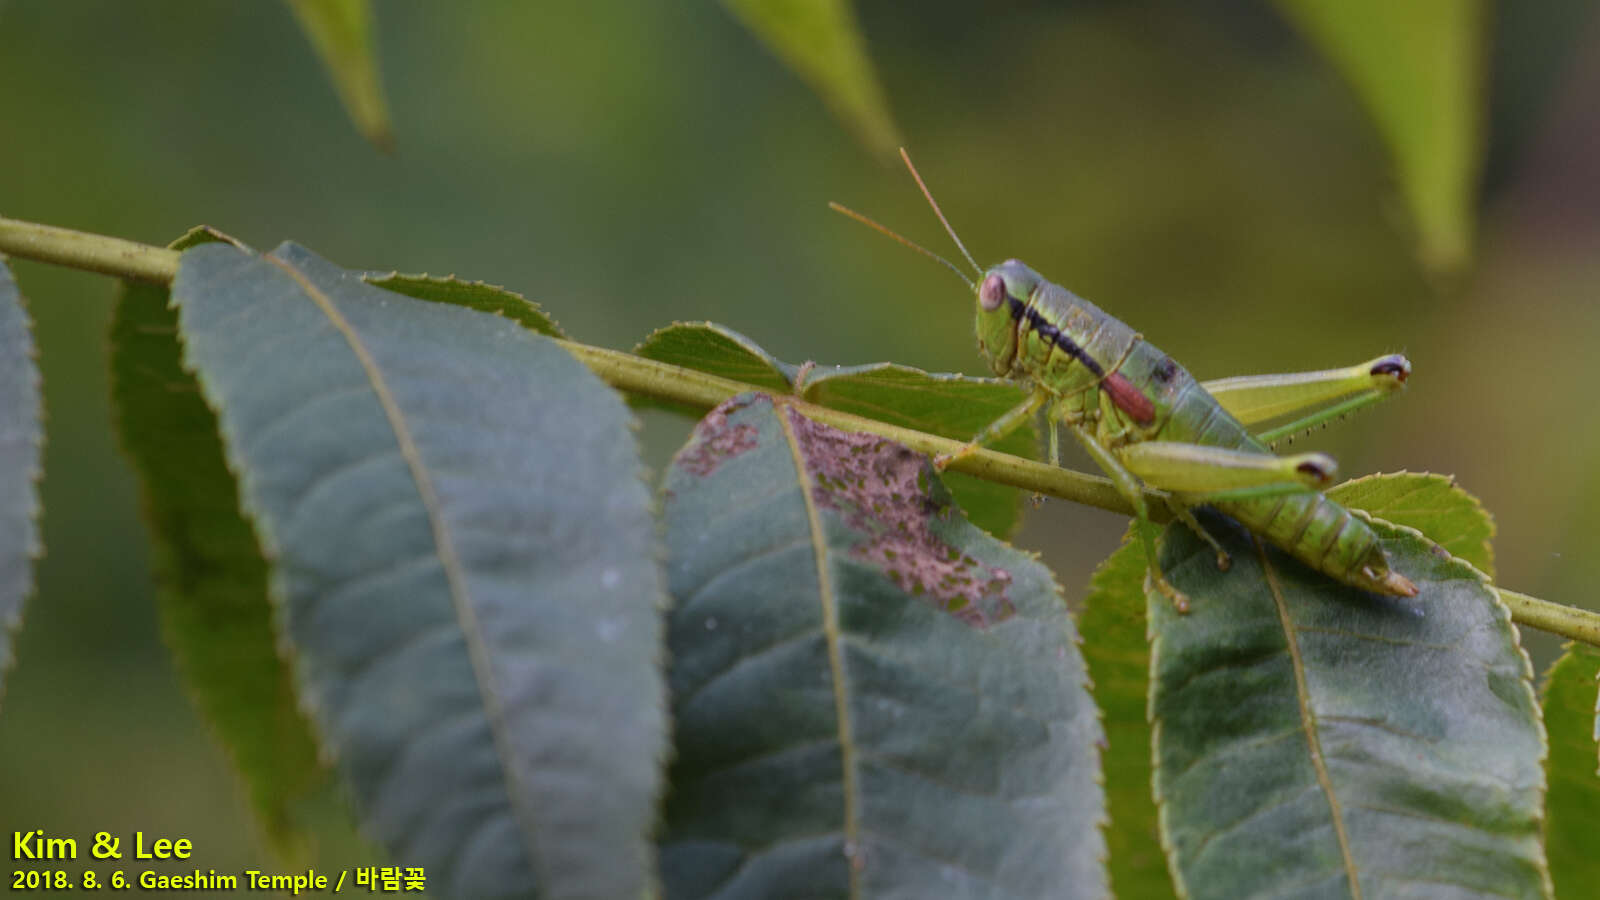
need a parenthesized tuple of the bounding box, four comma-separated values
(283, 0, 393, 151)
(1540, 642, 1600, 898)
(1483, 1, 1600, 191)
(172, 241, 668, 900)
(1149, 512, 1548, 899)
(1327, 471, 1495, 576)
(1271, 0, 1486, 269)
(0, 256, 41, 709)
(363, 272, 565, 338)
(719, 0, 901, 158)
(658, 393, 1107, 899)
(1080, 525, 1177, 900)
(803, 364, 1036, 538)
(1081, 471, 1500, 899)
(634, 321, 798, 395)
(111, 227, 332, 852)
(632, 321, 798, 419)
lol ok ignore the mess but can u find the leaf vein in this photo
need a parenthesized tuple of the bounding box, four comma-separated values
(264, 254, 544, 879)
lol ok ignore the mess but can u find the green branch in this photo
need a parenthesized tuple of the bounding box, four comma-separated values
(0, 216, 180, 283)
(560, 340, 1134, 514)
(3, 214, 1598, 647)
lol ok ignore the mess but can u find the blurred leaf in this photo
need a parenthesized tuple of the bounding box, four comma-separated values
(172, 241, 668, 900)
(111, 227, 331, 853)
(1273, 0, 1486, 269)
(1079, 524, 1176, 900)
(1327, 471, 1495, 575)
(1541, 642, 1600, 897)
(659, 393, 1106, 899)
(1484, 1, 1600, 193)
(0, 257, 41, 710)
(1082, 471, 1501, 899)
(804, 364, 1035, 537)
(284, 0, 393, 151)
(364, 272, 564, 337)
(1150, 511, 1547, 899)
(720, 0, 901, 158)
(634, 322, 798, 416)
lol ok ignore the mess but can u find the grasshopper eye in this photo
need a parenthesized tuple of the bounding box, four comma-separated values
(979, 274, 1006, 311)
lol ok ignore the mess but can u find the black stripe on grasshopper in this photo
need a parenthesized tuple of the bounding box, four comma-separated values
(996, 270, 1158, 424)
(1002, 284, 1106, 379)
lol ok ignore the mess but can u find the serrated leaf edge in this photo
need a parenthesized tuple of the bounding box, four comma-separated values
(362, 270, 566, 338)
(633, 320, 797, 386)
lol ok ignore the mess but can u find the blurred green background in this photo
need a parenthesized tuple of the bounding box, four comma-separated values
(3, 0, 1598, 889)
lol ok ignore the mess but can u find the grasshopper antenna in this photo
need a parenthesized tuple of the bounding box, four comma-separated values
(828, 200, 975, 289)
(898, 147, 982, 278)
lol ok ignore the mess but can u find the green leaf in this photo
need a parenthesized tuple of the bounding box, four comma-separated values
(1541, 642, 1600, 897)
(719, 0, 901, 158)
(1271, 0, 1486, 269)
(111, 227, 332, 852)
(1327, 471, 1495, 576)
(1080, 525, 1177, 900)
(1150, 512, 1548, 899)
(1081, 472, 1500, 899)
(283, 0, 393, 150)
(0, 257, 41, 709)
(632, 321, 798, 418)
(658, 393, 1106, 899)
(803, 364, 1036, 538)
(172, 241, 668, 900)
(363, 272, 564, 338)
(634, 321, 798, 398)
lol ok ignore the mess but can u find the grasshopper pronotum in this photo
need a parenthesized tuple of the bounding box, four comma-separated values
(832, 151, 1416, 611)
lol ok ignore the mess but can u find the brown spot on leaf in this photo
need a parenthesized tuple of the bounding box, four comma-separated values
(785, 407, 1016, 627)
(678, 397, 761, 476)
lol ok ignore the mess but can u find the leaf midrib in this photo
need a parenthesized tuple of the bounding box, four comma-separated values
(775, 405, 861, 900)
(1255, 536, 1362, 900)
(264, 253, 545, 880)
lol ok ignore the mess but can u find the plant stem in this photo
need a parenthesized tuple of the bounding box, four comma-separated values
(5, 213, 1600, 647)
(1499, 588, 1600, 646)
(0, 216, 179, 283)
(560, 341, 1136, 515)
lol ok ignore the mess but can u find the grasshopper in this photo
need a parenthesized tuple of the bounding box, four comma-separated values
(833, 150, 1416, 611)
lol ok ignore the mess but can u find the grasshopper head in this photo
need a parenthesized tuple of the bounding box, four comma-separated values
(975, 259, 1041, 376)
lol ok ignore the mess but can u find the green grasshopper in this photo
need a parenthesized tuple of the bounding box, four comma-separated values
(833, 150, 1416, 611)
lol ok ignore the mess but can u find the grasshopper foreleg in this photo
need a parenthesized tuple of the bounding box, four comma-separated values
(1025, 408, 1063, 508)
(934, 387, 1049, 471)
